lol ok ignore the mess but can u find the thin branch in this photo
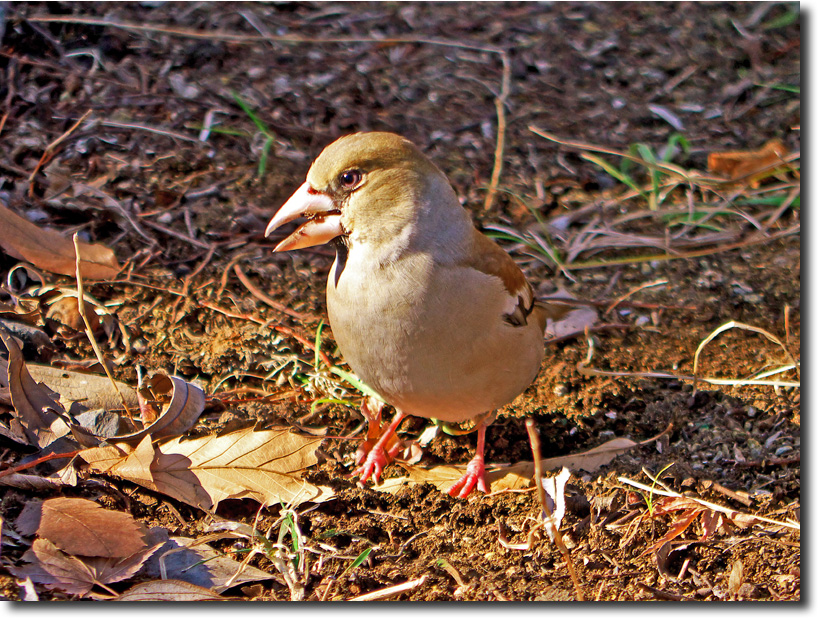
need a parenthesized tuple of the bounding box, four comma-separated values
(28, 109, 92, 196)
(72, 233, 134, 419)
(526, 419, 585, 601)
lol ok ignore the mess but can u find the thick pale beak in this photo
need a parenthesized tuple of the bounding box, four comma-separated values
(264, 182, 344, 252)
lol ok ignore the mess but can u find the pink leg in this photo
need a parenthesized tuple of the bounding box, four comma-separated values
(353, 410, 407, 485)
(355, 397, 385, 466)
(448, 422, 489, 498)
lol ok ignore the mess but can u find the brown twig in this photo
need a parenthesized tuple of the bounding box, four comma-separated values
(483, 51, 511, 212)
(73, 233, 135, 420)
(525, 419, 585, 601)
(233, 264, 310, 321)
(170, 244, 219, 323)
(141, 218, 214, 250)
(0, 450, 82, 479)
(604, 279, 668, 316)
(636, 582, 690, 601)
(730, 454, 800, 468)
(28, 109, 92, 197)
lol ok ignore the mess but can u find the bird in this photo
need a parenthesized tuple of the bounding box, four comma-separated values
(265, 132, 554, 497)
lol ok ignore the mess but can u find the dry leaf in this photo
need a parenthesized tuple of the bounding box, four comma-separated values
(728, 559, 745, 598)
(0, 326, 71, 448)
(16, 498, 147, 558)
(142, 528, 275, 593)
(26, 364, 140, 412)
(115, 579, 227, 601)
(0, 472, 70, 491)
(707, 138, 789, 186)
(0, 201, 121, 280)
(541, 467, 570, 540)
(70, 373, 205, 447)
(11, 538, 161, 597)
(377, 463, 466, 494)
(379, 437, 641, 494)
(541, 291, 599, 340)
(80, 428, 334, 510)
(44, 295, 101, 333)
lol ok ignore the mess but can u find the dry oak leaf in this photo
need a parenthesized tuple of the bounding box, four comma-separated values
(16, 498, 147, 558)
(142, 528, 276, 593)
(0, 202, 121, 280)
(11, 538, 161, 597)
(378, 436, 643, 494)
(25, 363, 140, 413)
(0, 325, 71, 448)
(70, 374, 205, 447)
(80, 427, 334, 510)
(115, 579, 228, 601)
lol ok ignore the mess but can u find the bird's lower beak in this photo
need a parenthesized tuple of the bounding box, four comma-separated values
(265, 182, 344, 252)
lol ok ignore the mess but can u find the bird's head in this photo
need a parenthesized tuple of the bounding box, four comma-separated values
(265, 132, 463, 253)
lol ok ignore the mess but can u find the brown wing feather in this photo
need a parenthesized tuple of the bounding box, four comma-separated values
(462, 228, 540, 329)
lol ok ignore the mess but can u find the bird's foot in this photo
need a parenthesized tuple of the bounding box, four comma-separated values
(353, 430, 402, 480)
(448, 453, 488, 498)
(353, 445, 390, 485)
(351, 410, 407, 486)
(355, 397, 387, 466)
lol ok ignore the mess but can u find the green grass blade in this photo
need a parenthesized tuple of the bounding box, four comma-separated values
(582, 153, 645, 197)
(314, 319, 325, 371)
(258, 137, 273, 176)
(231, 90, 273, 136)
(330, 367, 381, 400)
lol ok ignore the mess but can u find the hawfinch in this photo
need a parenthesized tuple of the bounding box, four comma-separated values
(265, 132, 550, 497)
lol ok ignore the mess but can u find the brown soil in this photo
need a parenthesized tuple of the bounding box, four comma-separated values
(0, 1, 800, 602)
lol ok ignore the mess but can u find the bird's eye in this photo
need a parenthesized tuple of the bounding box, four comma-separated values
(338, 169, 362, 189)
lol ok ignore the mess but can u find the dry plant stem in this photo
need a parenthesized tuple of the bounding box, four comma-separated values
(762, 185, 800, 231)
(0, 449, 82, 479)
(555, 224, 798, 271)
(72, 233, 134, 419)
(233, 264, 309, 321)
(530, 125, 800, 188)
(28, 109, 92, 197)
(692, 320, 800, 392)
(170, 244, 218, 322)
(784, 304, 792, 349)
(604, 278, 668, 316)
(217, 250, 256, 296)
(578, 327, 799, 388)
(142, 218, 213, 250)
(346, 575, 428, 602)
(27, 15, 505, 54)
(618, 477, 800, 530)
(525, 419, 584, 601)
(98, 119, 201, 143)
(483, 52, 511, 212)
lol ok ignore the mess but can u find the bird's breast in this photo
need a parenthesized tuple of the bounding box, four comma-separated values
(325, 249, 544, 422)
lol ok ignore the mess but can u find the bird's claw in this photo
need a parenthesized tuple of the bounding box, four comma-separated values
(353, 445, 389, 485)
(447, 454, 488, 498)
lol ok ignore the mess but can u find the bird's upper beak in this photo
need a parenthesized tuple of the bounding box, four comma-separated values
(264, 182, 344, 252)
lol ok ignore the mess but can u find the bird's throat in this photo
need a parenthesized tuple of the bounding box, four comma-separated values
(332, 237, 350, 288)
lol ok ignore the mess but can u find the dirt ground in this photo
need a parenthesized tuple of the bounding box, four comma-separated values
(0, 1, 800, 601)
